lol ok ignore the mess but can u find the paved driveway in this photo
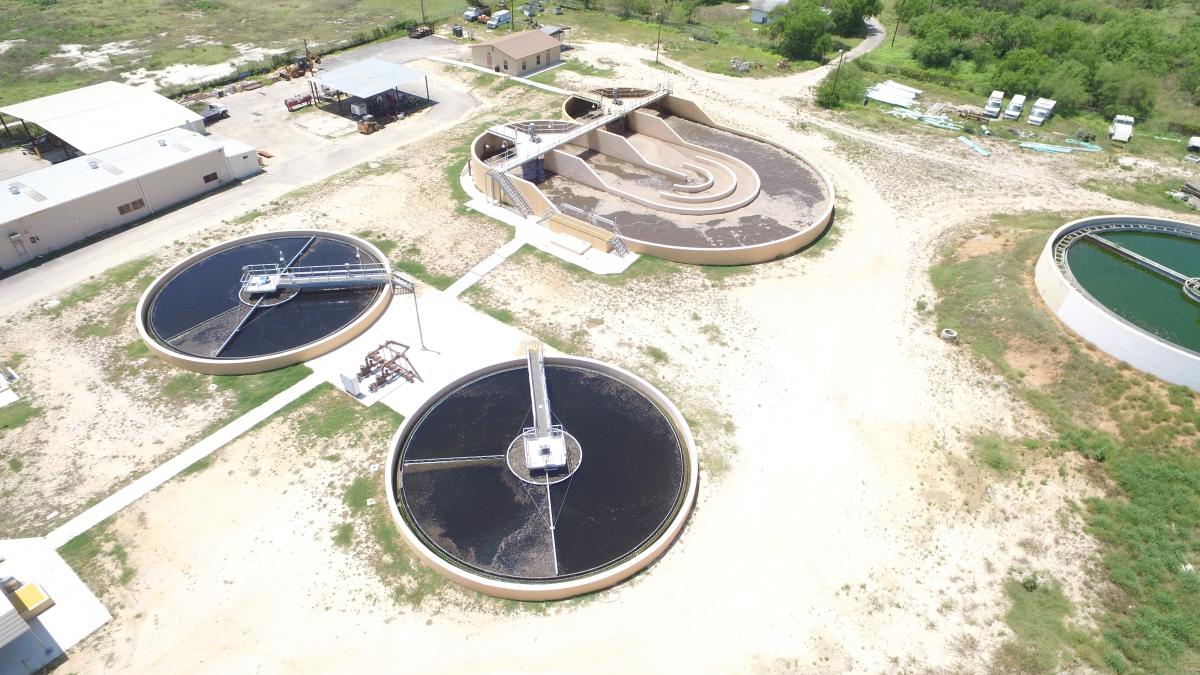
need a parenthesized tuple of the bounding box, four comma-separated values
(0, 36, 470, 318)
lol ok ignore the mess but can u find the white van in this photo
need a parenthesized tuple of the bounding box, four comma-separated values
(1003, 94, 1026, 120)
(487, 10, 511, 28)
(1027, 98, 1056, 125)
(984, 90, 1004, 118)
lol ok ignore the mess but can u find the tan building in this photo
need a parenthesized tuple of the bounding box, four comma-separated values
(470, 30, 561, 77)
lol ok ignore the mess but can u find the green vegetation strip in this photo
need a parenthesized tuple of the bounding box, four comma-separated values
(931, 211, 1200, 673)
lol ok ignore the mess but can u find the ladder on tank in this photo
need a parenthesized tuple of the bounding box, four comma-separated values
(490, 170, 534, 217)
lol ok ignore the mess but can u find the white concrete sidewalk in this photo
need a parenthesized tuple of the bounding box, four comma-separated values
(45, 373, 324, 549)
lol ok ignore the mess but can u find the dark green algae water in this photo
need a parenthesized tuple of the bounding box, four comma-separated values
(1067, 230, 1200, 354)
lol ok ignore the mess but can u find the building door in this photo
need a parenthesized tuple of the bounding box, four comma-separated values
(486, 51, 492, 67)
(9, 233, 27, 256)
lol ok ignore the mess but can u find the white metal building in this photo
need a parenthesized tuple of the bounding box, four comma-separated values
(749, 0, 789, 24)
(0, 81, 204, 154)
(1, 128, 259, 271)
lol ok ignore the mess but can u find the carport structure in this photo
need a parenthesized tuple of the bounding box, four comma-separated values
(0, 81, 203, 160)
(308, 57, 430, 119)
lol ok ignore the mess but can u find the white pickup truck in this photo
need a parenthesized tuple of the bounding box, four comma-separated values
(1109, 115, 1135, 142)
(1026, 98, 1056, 126)
(984, 90, 1004, 118)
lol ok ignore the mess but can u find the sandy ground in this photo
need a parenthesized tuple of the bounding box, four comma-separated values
(22, 37, 1200, 674)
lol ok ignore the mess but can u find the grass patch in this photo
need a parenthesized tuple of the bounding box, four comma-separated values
(931, 210, 1200, 673)
(7, 456, 23, 473)
(995, 576, 1092, 673)
(0, 399, 40, 435)
(333, 522, 354, 547)
(231, 209, 265, 225)
(211, 363, 312, 417)
(179, 456, 213, 476)
(353, 230, 399, 256)
(4, 352, 25, 368)
(1083, 176, 1196, 214)
(972, 434, 1016, 473)
(643, 345, 669, 364)
(294, 386, 403, 441)
(51, 256, 155, 315)
(58, 517, 136, 596)
(344, 476, 374, 515)
(394, 259, 456, 290)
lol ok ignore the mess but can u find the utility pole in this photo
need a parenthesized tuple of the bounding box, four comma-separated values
(420, 0, 427, 24)
(892, 0, 904, 48)
(655, 10, 664, 64)
(832, 48, 845, 93)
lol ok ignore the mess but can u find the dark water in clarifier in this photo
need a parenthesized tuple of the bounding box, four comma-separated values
(148, 236, 383, 359)
(397, 365, 686, 581)
(1067, 231, 1200, 354)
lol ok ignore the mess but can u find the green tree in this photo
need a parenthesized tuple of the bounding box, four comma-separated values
(1098, 14, 1169, 74)
(911, 27, 958, 69)
(1041, 61, 1091, 115)
(815, 61, 867, 108)
(993, 47, 1053, 94)
(829, 0, 882, 37)
(1094, 61, 1157, 118)
(976, 11, 1038, 59)
(768, 0, 834, 62)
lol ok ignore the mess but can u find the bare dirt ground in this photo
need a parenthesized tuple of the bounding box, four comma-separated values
(35, 39, 1200, 674)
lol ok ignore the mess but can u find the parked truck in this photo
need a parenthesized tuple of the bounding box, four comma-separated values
(199, 102, 229, 125)
(1003, 94, 1026, 120)
(984, 90, 1004, 118)
(1026, 98, 1056, 126)
(487, 9, 511, 28)
(1109, 115, 1135, 142)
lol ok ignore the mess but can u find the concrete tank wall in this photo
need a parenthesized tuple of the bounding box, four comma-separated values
(1035, 215, 1200, 392)
(136, 229, 393, 375)
(385, 354, 698, 601)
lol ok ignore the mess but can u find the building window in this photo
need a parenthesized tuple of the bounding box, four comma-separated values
(536, 54, 541, 65)
(203, 172, 218, 184)
(117, 199, 147, 216)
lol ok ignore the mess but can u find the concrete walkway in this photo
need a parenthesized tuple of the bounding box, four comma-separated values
(45, 373, 324, 548)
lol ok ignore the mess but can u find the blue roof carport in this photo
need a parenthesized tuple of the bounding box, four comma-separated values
(311, 58, 428, 100)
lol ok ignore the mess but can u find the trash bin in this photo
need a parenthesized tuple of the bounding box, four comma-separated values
(452, 24, 463, 37)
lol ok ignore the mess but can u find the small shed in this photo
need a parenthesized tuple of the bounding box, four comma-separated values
(749, 0, 789, 24)
(470, 30, 562, 77)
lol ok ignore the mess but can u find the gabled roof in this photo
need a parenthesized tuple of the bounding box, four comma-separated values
(471, 30, 561, 60)
(750, 0, 789, 12)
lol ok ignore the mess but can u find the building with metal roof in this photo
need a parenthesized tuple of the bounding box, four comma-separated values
(749, 0, 789, 23)
(310, 57, 427, 100)
(1, 128, 259, 271)
(470, 30, 562, 77)
(0, 81, 204, 155)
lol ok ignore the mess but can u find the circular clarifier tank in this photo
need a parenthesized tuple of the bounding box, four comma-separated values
(136, 230, 392, 374)
(386, 356, 698, 600)
(1035, 215, 1200, 390)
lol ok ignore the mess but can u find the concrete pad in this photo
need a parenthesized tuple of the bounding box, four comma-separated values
(0, 538, 111, 674)
(304, 286, 534, 418)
